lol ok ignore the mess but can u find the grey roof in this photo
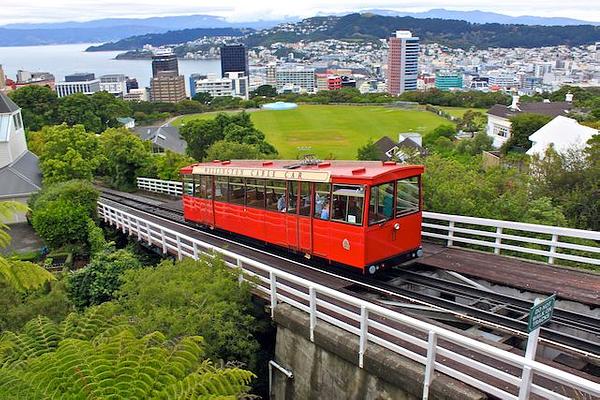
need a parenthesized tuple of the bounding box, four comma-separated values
(487, 102, 572, 119)
(133, 125, 187, 154)
(0, 151, 42, 197)
(373, 136, 398, 161)
(0, 92, 20, 114)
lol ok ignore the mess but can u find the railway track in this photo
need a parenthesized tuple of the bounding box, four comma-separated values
(98, 188, 600, 363)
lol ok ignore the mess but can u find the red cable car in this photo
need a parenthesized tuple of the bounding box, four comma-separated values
(180, 159, 424, 274)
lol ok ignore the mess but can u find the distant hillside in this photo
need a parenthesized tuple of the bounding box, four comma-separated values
(245, 14, 600, 48)
(86, 28, 251, 51)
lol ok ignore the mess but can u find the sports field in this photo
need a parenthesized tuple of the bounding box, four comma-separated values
(175, 104, 452, 159)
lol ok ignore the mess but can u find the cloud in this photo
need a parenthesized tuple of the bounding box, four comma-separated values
(0, 0, 598, 25)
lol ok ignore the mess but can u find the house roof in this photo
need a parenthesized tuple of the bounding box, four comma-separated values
(0, 151, 42, 197)
(133, 125, 186, 154)
(373, 136, 398, 161)
(0, 92, 20, 114)
(487, 102, 572, 120)
(527, 116, 598, 157)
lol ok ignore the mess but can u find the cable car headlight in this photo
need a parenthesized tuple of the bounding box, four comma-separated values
(393, 223, 400, 230)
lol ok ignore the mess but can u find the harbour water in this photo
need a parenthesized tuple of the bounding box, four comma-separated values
(0, 43, 221, 95)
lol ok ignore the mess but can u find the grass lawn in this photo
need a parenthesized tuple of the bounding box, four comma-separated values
(438, 106, 488, 118)
(174, 105, 451, 159)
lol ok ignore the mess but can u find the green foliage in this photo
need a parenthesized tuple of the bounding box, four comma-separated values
(424, 124, 456, 147)
(175, 99, 207, 115)
(30, 181, 99, 251)
(0, 259, 55, 293)
(34, 124, 102, 184)
(0, 280, 72, 333)
(99, 128, 152, 190)
(205, 140, 262, 161)
(401, 88, 511, 108)
(181, 111, 277, 161)
(143, 150, 195, 182)
(66, 249, 142, 310)
(250, 85, 277, 98)
(0, 202, 28, 248)
(192, 91, 214, 105)
(8, 86, 58, 131)
(56, 92, 131, 134)
(356, 138, 381, 161)
(455, 132, 494, 156)
(456, 110, 486, 133)
(115, 257, 261, 370)
(503, 113, 552, 153)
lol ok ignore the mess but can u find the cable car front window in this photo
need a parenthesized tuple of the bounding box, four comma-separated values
(182, 174, 194, 196)
(332, 185, 364, 226)
(369, 182, 395, 225)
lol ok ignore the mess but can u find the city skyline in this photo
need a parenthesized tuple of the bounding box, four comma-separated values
(0, 1, 598, 25)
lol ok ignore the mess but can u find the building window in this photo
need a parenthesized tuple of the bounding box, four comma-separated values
(493, 125, 510, 138)
(332, 185, 365, 226)
(12, 113, 23, 130)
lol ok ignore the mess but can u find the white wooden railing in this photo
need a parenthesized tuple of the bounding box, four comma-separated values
(98, 201, 600, 400)
(136, 177, 600, 268)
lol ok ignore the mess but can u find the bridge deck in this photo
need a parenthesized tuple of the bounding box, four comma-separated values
(421, 243, 600, 307)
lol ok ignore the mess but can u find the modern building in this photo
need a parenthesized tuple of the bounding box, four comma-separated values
(220, 44, 248, 77)
(56, 73, 101, 97)
(486, 95, 573, 148)
(99, 74, 128, 97)
(126, 78, 139, 92)
(189, 73, 207, 98)
(150, 49, 186, 103)
(123, 88, 149, 102)
(150, 71, 186, 103)
(152, 49, 179, 77)
(315, 74, 342, 91)
(0, 92, 42, 223)
(387, 30, 419, 95)
(340, 76, 356, 88)
(527, 116, 597, 158)
(265, 64, 277, 86)
(435, 73, 463, 91)
(0, 65, 5, 91)
(487, 71, 518, 90)
(275, 67, 315, 93)
(15, 70, 55, 90)
(194, 72, 249, 99)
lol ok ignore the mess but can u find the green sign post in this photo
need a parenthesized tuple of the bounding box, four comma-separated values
(518, 295, 557, 400)
(527, 294, 556, 333)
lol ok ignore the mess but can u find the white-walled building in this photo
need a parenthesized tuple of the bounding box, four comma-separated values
(56, 73, 101, 97)
(527, 116, 598, 158)
(486, 95, 573, 148)
(99, 74, 128, 97)
(275, 67, 315, 93)
(194, 72, 249, 100)
(0, 92, 42, 223)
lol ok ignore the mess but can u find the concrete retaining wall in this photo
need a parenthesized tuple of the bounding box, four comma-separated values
(271, 303, 487, 400)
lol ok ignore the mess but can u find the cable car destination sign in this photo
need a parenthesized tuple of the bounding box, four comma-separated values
(527, 294, 556, 333)
(192, 165, 331, 183)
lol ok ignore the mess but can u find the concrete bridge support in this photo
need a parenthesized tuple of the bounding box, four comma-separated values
(271, 304, 486, 400)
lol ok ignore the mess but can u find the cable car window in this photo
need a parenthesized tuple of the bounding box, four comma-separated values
(214, 176, 228, 202)
(369, 182, 395, 225)
(266, 180, 286, 212)
(205, 176, 213, 200)
(287, 181, 298, 214)
(195, 175, 213, 199)
(229, 177, 245, 206)
(332, 185, 364, 226)
(299, 182, 312, 217)
(396, 176, 420, 217)
(245, 178, 265, 208)
(182, 174, 194, 196)
(314, 183, 330, 220)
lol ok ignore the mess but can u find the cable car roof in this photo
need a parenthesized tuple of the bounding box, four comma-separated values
(181, 160, 423, 182)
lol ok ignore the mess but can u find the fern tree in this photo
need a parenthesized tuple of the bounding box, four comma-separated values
(0, 306, 254, 399)
(0, 201, 54, 292)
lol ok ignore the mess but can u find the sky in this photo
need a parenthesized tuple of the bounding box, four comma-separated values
(1, 0, 599, 25)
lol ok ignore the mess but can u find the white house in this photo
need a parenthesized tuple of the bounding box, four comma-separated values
(0, 92, 42, 223)
(527, 116, 598, 158)
(486, 95, 573, 148)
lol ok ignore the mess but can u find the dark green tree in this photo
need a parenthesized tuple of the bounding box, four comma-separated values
(90, 91, 132, 129)
(7, 86, 58, 130)
(250, 84, 277, 98)
(356, 138, 381, 160)
(503, 113, 552, 153)
(192, 91, 214, 105)
(180, 119, 225, 161)
(56, 93, 103, 133)
(99, 127, 151, 190)
(205, 140, 263, 161)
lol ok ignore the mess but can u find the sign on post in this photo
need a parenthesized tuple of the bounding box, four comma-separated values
(527, 294, 556, 333)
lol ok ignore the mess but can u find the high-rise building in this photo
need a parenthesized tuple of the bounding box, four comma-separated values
(126, 78, 139, 92)
(0, 65, 6, 91)
(226, 72, 249, 100)
(193, 72, 249, 100)
(56, 73, 101, 97)
(150, 71, 186, 103)
(152, 49, 179, 77)
(275, 67, 315, 93)
(265, 64, 277, 87)
(220, 44, 248, 77)
(387, 30, 419, 95)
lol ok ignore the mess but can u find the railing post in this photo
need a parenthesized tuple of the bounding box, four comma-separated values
(309, 287, 317, 342)
(548, 234, 558, 264)
(494, 227, 503, 255)
(447, 221, 455, 247)
(176, 236, 182, 260)
(270, 272, 277, 318)
(145, 222, 152, 245)
(136, 218, 141, 241)
(422, 331, 438, 400)
(358, 305, 368, 368)
(192, 242, 199, 260)
(160, 229, 167, 254)
(237, 259, 244, 286)
(518, 299, 541, 400)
